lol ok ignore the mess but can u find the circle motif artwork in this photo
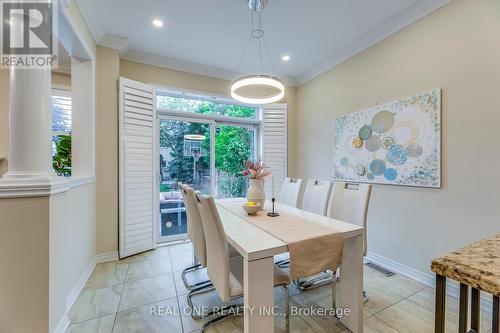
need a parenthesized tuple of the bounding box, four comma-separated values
(355, 164, 366, 176)
(381, 137, 395, 150)
(387, 145, 408, 165)
(371, 111, 394, 133)
(365, 135, 381, 152)
(358, 125, 373, 140)
(352, 137, 363, 149)
(407, 143, 423, 158)
(384, 168, 398, 181)
(340, 157, 349, 167)
(369, 159, 386, 176)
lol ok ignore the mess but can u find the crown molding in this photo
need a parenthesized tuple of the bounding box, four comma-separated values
(76, 0, 450, 87)
(121, 49, 298, 87)
(75, 0, 106, 42)
(296, 0, 452, 86)
(58, 0, 72, 10)
(98, 34, 129, 55)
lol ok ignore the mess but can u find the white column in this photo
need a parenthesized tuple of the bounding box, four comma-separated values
(4, 67, 54, 178)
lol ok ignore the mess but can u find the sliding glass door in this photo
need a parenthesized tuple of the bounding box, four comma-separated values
(158, 117, 213, 243)
(157, 117, 257, 243)
(215, 124, 256, 199)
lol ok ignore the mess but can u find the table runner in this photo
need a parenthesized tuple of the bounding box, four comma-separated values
(217, 199, 343, 280)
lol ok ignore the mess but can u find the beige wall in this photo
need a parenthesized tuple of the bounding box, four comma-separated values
(296, 0, 500, 274)
(0, 197, 50, 333)
(52, 72, 71, 87)
(96, 47, 120, 254)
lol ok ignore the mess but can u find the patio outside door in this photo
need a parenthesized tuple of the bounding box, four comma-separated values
(157, 116, 214, 243)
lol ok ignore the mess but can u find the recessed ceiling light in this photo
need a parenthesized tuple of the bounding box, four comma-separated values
(152, 19, 164, 28)
(282, 55, 290, 62)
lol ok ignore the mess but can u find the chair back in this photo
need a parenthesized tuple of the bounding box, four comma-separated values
(301, 179, 333, 216)
(178, 183, 207, 267)
(196, 194, 231, 302)
(279, 178, 304, 207)
(328, 182, 372, 256)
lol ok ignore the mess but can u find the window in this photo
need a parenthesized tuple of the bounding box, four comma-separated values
(156, 93, 257, 119)
(156, 91, 259, 242)
(52, 89, 72, 176)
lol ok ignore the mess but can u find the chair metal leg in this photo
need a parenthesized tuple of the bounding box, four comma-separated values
(471, 288, 480, 332)
(363, 290, 369, 303)
(187, 285, 216, 319)
(458, 283, 468, 333)
(276, 259, 290, 268)
(493, 295, 499, 333)
(297, 271, 334, 290)
(332, 277, 336, 313)
(181, 263, 212, 291)
(435, 274, 446, 333)
(200, 304, 244, 332)
(283, 284, 290, 333)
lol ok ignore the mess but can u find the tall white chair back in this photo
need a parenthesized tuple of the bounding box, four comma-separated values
(328, 182, 372, 256)
(196, 195, 232, 302)
(179, 183, 207, 267)
(301, 179, 333, 216)
(279, 178, 304, 207)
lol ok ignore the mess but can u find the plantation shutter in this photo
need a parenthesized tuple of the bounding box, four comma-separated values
(262, 103, 287, 198)
(119, 77, 157, 258)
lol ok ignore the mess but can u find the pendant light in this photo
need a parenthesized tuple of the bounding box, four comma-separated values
(231, 0, 285, 105)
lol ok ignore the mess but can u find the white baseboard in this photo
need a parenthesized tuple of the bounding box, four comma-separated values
(95, 251, 120, 263)
(366, 251, 493, 309)
(53, 315, 70, 333)
(53, 251, 119, 333)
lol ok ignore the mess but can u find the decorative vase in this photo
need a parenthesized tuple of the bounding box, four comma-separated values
(247, 178, 265, 210)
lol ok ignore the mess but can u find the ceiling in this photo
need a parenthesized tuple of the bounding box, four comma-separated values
(76, 0, 450, 86)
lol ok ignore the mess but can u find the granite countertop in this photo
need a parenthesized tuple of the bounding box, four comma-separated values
(431, 233, 500, 296)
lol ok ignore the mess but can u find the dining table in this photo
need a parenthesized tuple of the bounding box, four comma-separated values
(215, 198, 365, 333)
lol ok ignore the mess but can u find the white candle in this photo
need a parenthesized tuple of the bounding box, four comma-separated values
(271, 175, 275, 198)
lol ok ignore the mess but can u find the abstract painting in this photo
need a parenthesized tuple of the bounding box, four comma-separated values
(333, 89, 441, 188)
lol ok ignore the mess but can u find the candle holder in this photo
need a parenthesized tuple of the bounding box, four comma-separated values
(267, 198, 280, 217)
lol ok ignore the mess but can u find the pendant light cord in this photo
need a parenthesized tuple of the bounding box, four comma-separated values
(258, 11, 263, 73)
(235, 3, 277, 76)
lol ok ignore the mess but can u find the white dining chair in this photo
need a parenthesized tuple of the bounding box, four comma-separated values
(178, 183, 211, 291)
(300, 179, 333, 216)
(329, 182, 372, 256)
(196, 194, 291, 332)
(275, 178, 305, 266)
(276, 178, 331, 268)
(298, 181, 372, 291)
(279, 177, 304, 207)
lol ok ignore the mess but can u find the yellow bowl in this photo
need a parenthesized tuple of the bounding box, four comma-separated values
(243, 203, 260, 215)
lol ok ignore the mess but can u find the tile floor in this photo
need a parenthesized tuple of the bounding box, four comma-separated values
(67, 242, 494, 333)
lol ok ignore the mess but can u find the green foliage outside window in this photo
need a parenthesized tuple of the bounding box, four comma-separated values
(53, 134, 72, 176)
(159, 97, 256, 198)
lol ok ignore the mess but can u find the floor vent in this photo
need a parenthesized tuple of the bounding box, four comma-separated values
(365, 262, 395, 277)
